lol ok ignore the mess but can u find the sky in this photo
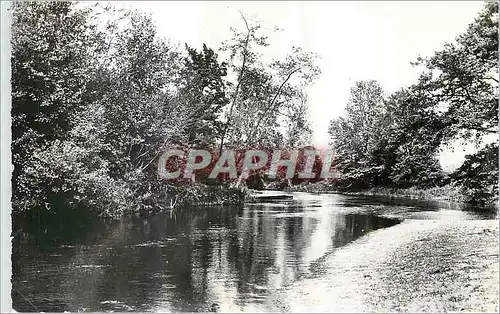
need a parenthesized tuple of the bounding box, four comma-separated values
(117, 1, 487, 170)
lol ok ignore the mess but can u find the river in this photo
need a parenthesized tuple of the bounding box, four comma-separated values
(11, 192, 498, 312)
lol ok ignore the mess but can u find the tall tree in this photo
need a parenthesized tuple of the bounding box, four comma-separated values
(11, 2, 103, 213)
(328, 81, 445, 189)
(177, 44, 229, 147)
(219, 15, 321, 153)
(415, 2, 498, 202)
(414, 1, 498, 142)
(218, 16, 321, 187)
(383, 87, 445, 188)
(328, 80, 388, 188)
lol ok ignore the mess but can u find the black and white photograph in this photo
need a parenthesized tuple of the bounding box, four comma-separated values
(1, 1, 499, 312)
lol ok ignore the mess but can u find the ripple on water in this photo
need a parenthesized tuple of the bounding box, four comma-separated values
(17, 193, 490, 313)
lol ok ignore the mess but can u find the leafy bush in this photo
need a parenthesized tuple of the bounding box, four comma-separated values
(451, 143, 499, 206)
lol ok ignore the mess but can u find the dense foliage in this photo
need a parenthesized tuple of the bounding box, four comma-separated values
(329, 2, 498, 205)
(11, 2, 320, 219)
(11, 2, 498, 224)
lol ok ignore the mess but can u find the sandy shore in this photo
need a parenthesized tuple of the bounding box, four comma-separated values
(267, 218, 499, 312)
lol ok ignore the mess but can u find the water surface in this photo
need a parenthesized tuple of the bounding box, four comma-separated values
(12, 192, 493, 312)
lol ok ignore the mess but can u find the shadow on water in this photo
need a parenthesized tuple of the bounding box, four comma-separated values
(336, 194, 498, 219)
(11, 192, 493, 312)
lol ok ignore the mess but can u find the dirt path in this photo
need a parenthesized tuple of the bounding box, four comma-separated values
(267, 219, 499, 312)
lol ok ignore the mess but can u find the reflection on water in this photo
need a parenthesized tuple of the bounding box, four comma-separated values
(11, 192, 492, 312)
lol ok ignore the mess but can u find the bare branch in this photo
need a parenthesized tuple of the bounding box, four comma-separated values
(246, 67, 301, 145)
(218, 11, 251, 156)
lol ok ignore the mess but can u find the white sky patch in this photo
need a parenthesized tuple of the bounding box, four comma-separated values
(114, 1, 487, 170)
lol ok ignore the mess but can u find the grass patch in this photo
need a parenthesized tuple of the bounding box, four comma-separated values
(344, 185, 466, 203)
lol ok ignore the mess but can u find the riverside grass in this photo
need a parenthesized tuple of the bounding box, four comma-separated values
(286, 183, 498, 209)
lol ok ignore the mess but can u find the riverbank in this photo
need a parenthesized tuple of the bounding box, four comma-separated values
(268, 218, 499, 312)
(11, 184, 248, 239)
(284, 183, 498, 210)
(341, 185, 464, 201)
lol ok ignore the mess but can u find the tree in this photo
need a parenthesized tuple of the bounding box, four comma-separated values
(329, 81, 446, 189)
(214, 15, 320, 187)
(219, 15, 321, 153)
(11, 2, 105, 213)
(11, 4, 187, 217)
(243, 46, 320, 147)
(328, 80, 388, 188)
(413, 2, 498, 201)
(414, 1, 498, 142)
(451, 143, 498, 205)
(383, 87, 445, 188)
(328, 2, 497, 203)
(177, 44, 229, 148)
(283, 93, 312, 147)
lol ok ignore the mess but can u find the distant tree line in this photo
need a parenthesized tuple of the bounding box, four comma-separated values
(328, 2, 498, 206)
